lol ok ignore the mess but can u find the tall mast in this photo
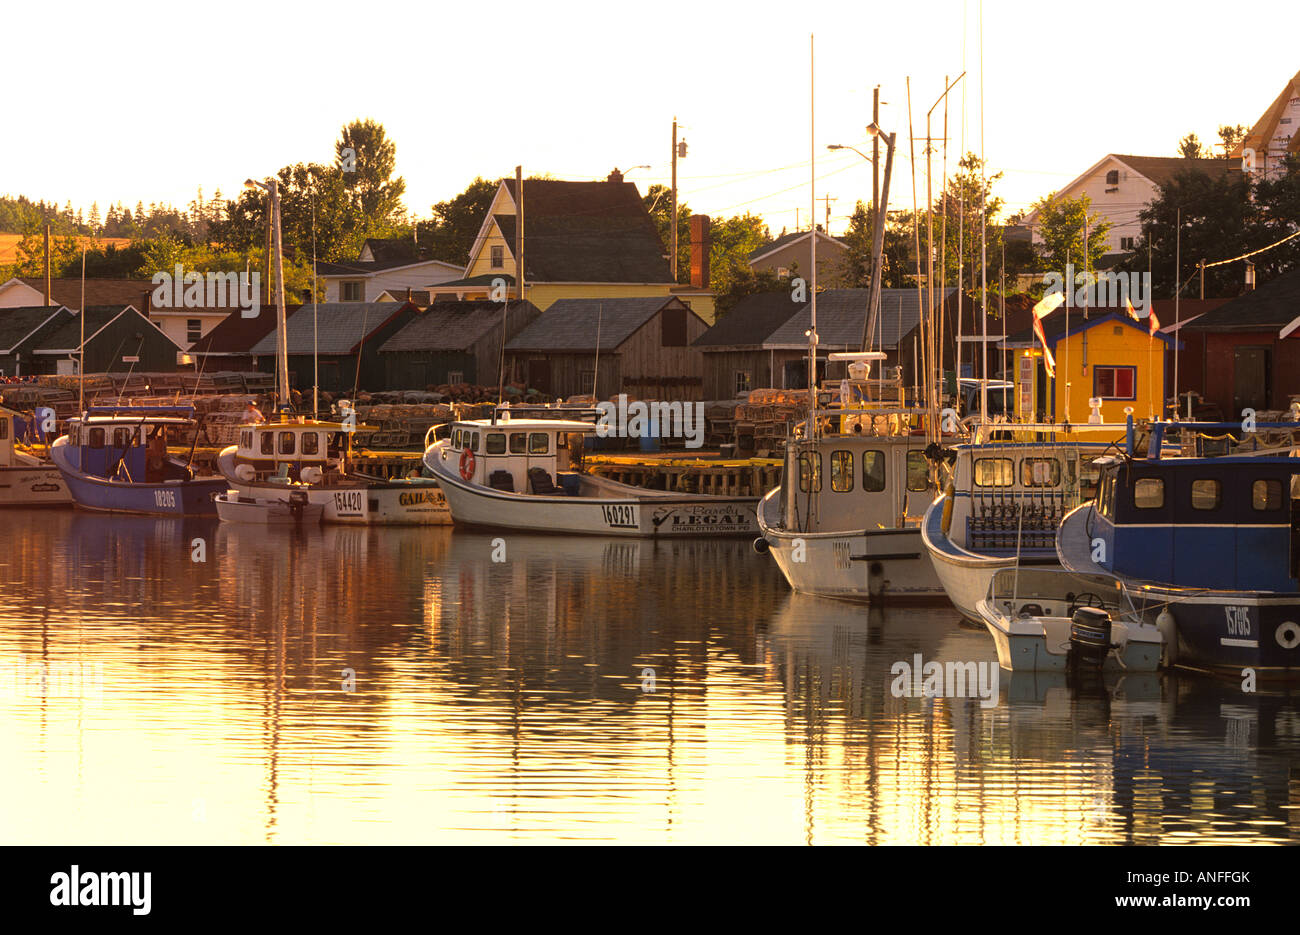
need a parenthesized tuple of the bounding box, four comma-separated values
(808, 33, 817, 435)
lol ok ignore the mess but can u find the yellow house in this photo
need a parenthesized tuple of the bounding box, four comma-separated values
(1004, 307, 1176, 424)
(429, 171, 716, 322)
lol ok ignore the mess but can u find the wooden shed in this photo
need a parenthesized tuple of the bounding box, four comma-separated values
(378, 299, 540, 389)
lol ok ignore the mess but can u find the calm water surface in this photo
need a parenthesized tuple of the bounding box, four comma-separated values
(2, 508, 1298, 844)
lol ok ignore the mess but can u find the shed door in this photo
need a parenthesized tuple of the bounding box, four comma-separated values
(528, 359, 551, 395)
(1233, 346, 1270, 412)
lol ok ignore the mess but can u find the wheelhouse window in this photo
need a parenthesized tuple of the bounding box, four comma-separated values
(279, 432, 296, 455)
(1134, 477, 1164, 509)
(1094, 365, 1136, 400)
(112, 427, 133, 448)
(798, 452, 822, 492)
(1253, 479, 1283, 511)
(830, 450, 853, 492)
(509, 433, 527, 454)
(1021, 457, 1061, 487)
(0, 419, 8, 440)
(862, 450, 885, 492)
(301, 432, 320, 456)
(260, 432, 275, 456)
(906, 450, 930, 492)
(1190, 478, 1220, 510)
(470, 432, 480, 452)
(88, 427, 105, 448)
(974, 458, 1014, 487)
(486, 433, 507, 454)
(528, 432, 549, 454)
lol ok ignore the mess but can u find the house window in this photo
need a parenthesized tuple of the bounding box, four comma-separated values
(186, 319, 202, 343)
(830, 450, 853, 492)
(340, 281, 364, 302)
(862, 450, 886, 491)
(1106, 169, 1120, 185)
(491, 245, 505, 269)
(1094, 365, 1136, 400)
(447, 371, 464, 385)
(579, 370, 595, 391)
(1120, 237, 1135, 250)
(735, 370, 752, 395)
(1190, 478, 1221, 510)
(661, 306, 688, 347)
(1134, 477, 1164, 509)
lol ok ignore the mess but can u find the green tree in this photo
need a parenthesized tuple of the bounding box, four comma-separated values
(1029, 193, 1111, 273)
(643, 184, 692, 283)
(415, 177, 499, 265)
(1217, 123, 1249, 156)
(1178, 133, 1206, 158)
(336, 118, 406, 222)
(708, 213, 770, 294)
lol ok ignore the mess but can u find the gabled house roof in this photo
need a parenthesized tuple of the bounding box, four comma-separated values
(1232, 68, 1300, 162)
(33, 305, 183, 354)
(1, 277, 157, 310)
(747, 229, 846, 264)
(190, 306, 295, 356)
(249, 302, 414, 356)
(0, 305, 71, 353)
(693, 292, 806, 349)
(1002, 305, 1179, 349)
(1181, 268, 1300, 333)
(506, 297, 690, 352)
(764, 288, 956, 350)
(471, 178, 673, 284)
(379, 300, 539, 353)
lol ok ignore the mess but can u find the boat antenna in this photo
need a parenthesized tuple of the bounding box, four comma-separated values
(978, 0, 988, 426)
(591, 303, 604, 399)
(79, 243, 86, 414)
(311, 168, 319, 418)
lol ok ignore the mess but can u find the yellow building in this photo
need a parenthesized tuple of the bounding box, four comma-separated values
(1005, 307, 1176, 424)
(429, 172, 716, 322)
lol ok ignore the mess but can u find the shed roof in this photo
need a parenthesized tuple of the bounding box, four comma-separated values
(506, 297, 686, 352)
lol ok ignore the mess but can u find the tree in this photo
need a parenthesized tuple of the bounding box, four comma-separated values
(1217, 124, 1249, 156)
(708, 213, 770, 294)
(1178, 133, 1206, 158)
(415, 177, 498, 264)
(1029, 193, 1111, 274)
(336, 118, 406, 222)
(642, 184, 694, 282)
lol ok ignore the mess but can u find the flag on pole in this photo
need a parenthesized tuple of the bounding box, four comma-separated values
(1125, 296, 1141, 324)
(1032, 291, 1063, 377)
(1148, 304, 1161, 338)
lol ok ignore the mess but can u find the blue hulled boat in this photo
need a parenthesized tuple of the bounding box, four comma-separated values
(1057, 420, 1300, 677)
(50, 406, 227, 516)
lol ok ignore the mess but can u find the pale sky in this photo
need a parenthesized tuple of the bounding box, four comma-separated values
(5, 0, 1296, 243)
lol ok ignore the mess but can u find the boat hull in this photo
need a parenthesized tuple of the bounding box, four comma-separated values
(976, 599, 1162, 672)
(921, 495, 1020, 621)
(51, 438, 223, 516)
(0, 464, 71, 506)
(424, 444, 758, 538)
(756, 488, 946, 602)
(215, 493, 324, 525)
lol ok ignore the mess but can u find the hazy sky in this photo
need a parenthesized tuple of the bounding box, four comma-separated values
(6, 0, 1296, 240)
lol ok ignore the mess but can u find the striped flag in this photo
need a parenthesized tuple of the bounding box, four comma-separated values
(1032, 291, 1064, 377)
(1125, 296, 1142, 324)
(1148, 304, 1161, 338)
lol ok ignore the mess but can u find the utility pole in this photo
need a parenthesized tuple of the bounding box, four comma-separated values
(263, 203, 273, 307)
(44, 223, 51, 306)
(821, 193, 836, 232)
(671, 118, 679, 282)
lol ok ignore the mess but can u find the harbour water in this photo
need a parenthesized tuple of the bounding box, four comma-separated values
(2, 508, 1297, 845)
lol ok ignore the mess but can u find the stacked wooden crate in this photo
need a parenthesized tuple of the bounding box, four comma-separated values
(732, 389, 803, 455)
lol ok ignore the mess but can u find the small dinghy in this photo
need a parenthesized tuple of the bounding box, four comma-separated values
(975, 566, 1162, 672)
(215, 488, 322, 526)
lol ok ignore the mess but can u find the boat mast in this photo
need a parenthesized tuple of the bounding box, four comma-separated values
(271, 179, 290, 413)
(807, 33, 818, 443)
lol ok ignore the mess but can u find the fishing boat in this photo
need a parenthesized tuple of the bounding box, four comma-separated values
(1057, 419, 1300, 677)
(217, 416, 452, 525)
(921, 423, 1135, 621)
(0, 404, 70, 506)
(975, 566, 1162, 672)
(214, 487, 323, 525)
(49, 406, 227, 515)
(422, 412, 760, 537)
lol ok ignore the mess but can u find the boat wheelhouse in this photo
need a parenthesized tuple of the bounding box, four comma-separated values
(218, 416, 451, 525)
(0, 404, 69, 506)
(423, 411, 760, 537)
(50, 406, 226, 515)
(1058, 420, 1300, 676)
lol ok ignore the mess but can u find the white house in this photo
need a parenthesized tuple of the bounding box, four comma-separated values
(315, 238, 462, 303)
(1232, 67, 1300, 180)
(1021, 154, 1237, 260)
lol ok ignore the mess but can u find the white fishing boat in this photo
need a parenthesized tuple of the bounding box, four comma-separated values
(920, 423, 1134, 621)
(422, 412, 760, 537)
(975, 566, 1162, 672)
(218, 417, 452, 525)
(215, 487, 323, 526)
(0, 404, 70, 506)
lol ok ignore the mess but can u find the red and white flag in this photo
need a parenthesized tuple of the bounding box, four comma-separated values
(1125, 296, 1142, 324)
(1148, 304, 1161, 338)
(1032, 292, 1064, 377)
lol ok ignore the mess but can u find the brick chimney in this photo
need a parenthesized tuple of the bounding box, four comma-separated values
(607, 168, 624, 183)
(689, 214, 710, 289)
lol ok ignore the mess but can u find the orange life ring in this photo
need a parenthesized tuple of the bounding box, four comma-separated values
(458, 449, 476, 481)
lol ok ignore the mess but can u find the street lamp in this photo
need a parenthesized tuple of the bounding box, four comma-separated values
(827, 143, 873, 163)
(246, 177, 290, 412)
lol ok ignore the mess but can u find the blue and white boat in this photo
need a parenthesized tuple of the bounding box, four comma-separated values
(50, 406, 227, 516)
(1057, 420, 1300, 677)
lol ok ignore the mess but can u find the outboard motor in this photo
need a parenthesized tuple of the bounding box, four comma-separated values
(1069, 606, 1113, 666)
(289, 488, 308, 522)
